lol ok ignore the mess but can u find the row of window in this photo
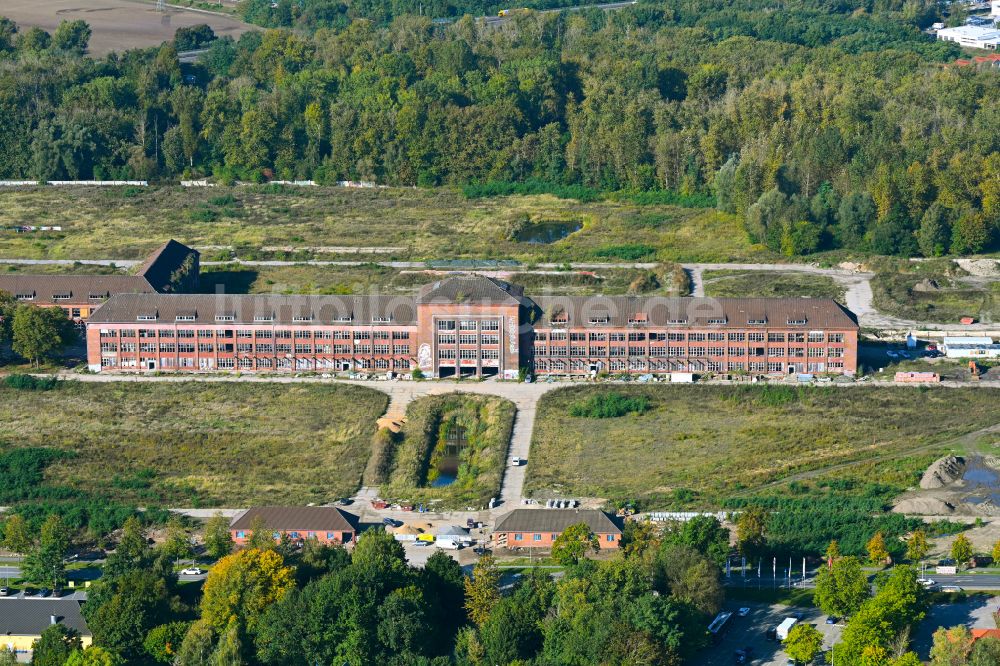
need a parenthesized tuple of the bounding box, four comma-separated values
(535, 331, 845, 343)
(437, 334, 501, 345)
(532, 360, 845, 372)
(102, 343, 413, 355)
(511, 533, 616, 542)
(100, 329, 411, 340)
(533, 346, 846, 358)
(234, 530, 352, 542)
(102, 356, 406, 370)
(436, 320, 501, 331)
(437, 349, 501, 360)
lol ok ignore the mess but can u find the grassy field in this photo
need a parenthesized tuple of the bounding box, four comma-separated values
(379, 394, 515, 509)
(1, 0, 249, 56)
(0, 185, 765, 263)
(870, 259, 999, 324)
(702, 270, 846, 301)
(0, 380, 388, 506)
(525, 385, 1000, 506)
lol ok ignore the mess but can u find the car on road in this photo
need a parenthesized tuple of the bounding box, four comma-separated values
(737, 607, 751, 617)
(180, 567, 206, 576)
(918, 578, 938, 590)
(941, 585, 963, 593)
(510, 456, 524, 466)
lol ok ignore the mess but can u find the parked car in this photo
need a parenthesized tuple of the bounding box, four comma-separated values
(941, 585, 963, 593)
(735, 646, 753, 664)
(765, 628, 777, 641)
(0, 587, 9, 597)
(180, 567, 206, 576)
(382, 517, 399, 527)
(826, 616, 839, 624)
(737, 607, 751, 617)
(412, 541, 431, 548)
(38, 588, 51, 598)
(22, 588, 34, 597)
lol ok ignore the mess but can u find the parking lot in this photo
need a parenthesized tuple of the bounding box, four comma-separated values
(701, 602, 842, 666)
(912, 595, 1000, 660)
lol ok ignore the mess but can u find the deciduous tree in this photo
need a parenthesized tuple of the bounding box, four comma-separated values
(906, 530, 930, 563)
(11, 305, 75, 367)
(951, 534, 974, 567)
(784, 623, 823, 663)
(866, 531, 889, 567)
(814, 556, 870, 618)
(552, 522, 598, 565)
(203, 513, 233, 560)
(200, 549, 294, 638)
(464, 555, 501, 627)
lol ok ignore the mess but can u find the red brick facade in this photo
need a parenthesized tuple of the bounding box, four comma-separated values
(85, 276, 859, 376)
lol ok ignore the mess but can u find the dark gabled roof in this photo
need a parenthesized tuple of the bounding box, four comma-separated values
(529, 296, 858, 330)
(230, 506, 357, 532)
(0, 599, 90, 637)
(87, 293, 417, 326)
(417, 276, 524, 306)
(493, 509, 622, 535)
(0, 274, 154, 306)
(136, 240, 199, 292)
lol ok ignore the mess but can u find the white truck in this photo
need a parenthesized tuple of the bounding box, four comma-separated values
(776, 617, 798, 641)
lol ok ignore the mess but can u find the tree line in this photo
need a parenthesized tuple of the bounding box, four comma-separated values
(2, 0, 1000, 256)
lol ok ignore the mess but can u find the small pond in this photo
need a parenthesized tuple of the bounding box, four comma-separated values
(515, 220, 582, 244)
(961, 457, 1000, 505)
(431, 456, 459, 487)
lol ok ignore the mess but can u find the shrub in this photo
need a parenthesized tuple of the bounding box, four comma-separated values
(592, 244, 657, 261)
(3, 374, 59, 391)
(568, 392, 650, 418)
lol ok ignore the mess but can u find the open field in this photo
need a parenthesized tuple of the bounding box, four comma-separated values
(0, 185, 766, 263)
(525, 385, 1000, 505)
(377, 394, 516, 509)
(1, 0, 251, 56)
(870, 258, 1000, 324)
(0, 381, 388, 506)
(702, 270, 846, 301)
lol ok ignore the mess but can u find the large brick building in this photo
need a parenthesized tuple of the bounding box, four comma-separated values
(85, 275, 859, 376)
(0, 240, 199, 322)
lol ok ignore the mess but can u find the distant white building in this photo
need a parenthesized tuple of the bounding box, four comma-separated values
(942, 336, 1000, 359)
(937, 25, 1000, 49)
(992, 0, 1000, 18)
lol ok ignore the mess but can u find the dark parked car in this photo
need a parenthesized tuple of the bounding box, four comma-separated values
(38, 588, 51, 598)
(766, 628, 777, 641)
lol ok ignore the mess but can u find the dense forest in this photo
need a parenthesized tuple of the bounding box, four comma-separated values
(2, 0, 1000, 256)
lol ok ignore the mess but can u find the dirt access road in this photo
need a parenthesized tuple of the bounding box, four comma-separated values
(1, 0, 252, 56)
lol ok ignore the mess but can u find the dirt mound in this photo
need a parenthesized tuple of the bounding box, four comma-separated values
(920, 455, 966, 489)
(955, 258, 1000, 277)
(913, 278, 940, 292)
(893, 497, 956, 515)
